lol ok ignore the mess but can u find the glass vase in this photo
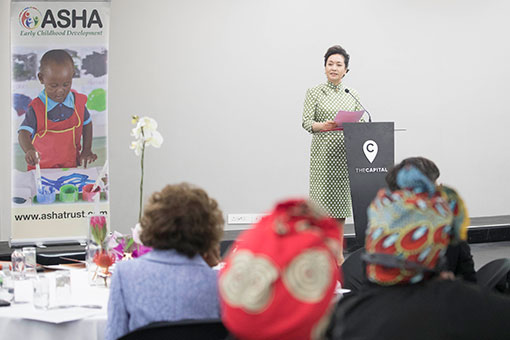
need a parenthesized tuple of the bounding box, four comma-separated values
(86, 215, 115, 287)
(86, 243, 115, 287)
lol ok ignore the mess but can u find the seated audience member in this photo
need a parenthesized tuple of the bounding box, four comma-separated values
(105, 183, 224, 340)
(327, 166, 510, 340)
(386, 156, 477, 282)
(219, 199, 343, 340)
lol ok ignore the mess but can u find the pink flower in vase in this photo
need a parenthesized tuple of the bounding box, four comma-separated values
(133, 244, 152, 258)
(111, 233, 152, 261)
(90, 215, 107, 245)
(112, 238, 128, 261)
(91, 215, 106, 228)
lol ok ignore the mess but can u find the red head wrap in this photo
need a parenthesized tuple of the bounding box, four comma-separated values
(219, 199, 343, 340)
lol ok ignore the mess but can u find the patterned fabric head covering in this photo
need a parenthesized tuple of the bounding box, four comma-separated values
(364, 166, 468, 286)
(219, 199, 342, 340)
(439, 185, 470, 242)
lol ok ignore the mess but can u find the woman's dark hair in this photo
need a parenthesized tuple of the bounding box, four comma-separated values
(385, 157, 440, 191)
(140, 183, 224, 257)
(324, 45, 350, 69)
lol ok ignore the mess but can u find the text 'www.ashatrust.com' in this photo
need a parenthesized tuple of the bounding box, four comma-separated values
(14, 210, 108, 221)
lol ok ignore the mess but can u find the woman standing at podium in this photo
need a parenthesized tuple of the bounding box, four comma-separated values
(302, 45, 364, 227)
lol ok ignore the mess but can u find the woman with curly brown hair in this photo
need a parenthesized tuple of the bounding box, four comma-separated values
(106, 183, 224, 340)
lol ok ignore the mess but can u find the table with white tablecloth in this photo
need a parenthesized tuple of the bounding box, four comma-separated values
(0, 269, 109, 340)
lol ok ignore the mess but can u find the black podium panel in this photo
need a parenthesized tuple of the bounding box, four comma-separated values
(343, 122, 394, 246)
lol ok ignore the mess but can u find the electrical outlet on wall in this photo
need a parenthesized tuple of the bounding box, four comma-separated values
(227, 214, 265, 225)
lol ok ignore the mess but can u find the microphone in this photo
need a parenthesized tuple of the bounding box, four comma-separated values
(344, 88, 372, 122)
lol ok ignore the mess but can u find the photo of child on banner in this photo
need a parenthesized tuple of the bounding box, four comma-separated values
(12, 47, 108, 207)
(18, 49, 97, 170)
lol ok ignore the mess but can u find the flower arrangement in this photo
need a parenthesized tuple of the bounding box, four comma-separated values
(109, 224, 152, 261)
(130, 115, 163, 222)
(89, 215, 115, 285)
(90, 215, 108, 246)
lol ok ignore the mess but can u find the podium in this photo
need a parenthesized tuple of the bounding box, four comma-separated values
(343, 122, 395, 247)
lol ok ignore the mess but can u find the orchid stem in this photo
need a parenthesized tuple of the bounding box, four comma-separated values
(139, 141, 145, 223)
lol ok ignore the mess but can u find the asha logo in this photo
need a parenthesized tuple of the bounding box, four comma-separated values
(19, 7, 42, 30)
(19, 8, 103, 30)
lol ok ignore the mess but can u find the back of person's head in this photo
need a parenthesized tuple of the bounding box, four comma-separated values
(364, 166, 469, 286)
(39, 49, 74, 72)
(386, 156, 440, 191)
(139, 183, 224, 257)
(219, 199, 342, 340)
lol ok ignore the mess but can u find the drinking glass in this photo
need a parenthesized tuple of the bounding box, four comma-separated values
(55, 270, 72, 305)
(22, 247, 37, 277)
(11, 249, 25, 280)
(13, 278, 32, 303)
(33, 274, 50, 309)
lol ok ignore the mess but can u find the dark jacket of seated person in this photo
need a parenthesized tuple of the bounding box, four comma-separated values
(342, 240, 477, 293)
(445, 240, 477, 283)
(328, 279, 510, 340)
(105, 183, 224, 340)
(328, 167, 508, 340)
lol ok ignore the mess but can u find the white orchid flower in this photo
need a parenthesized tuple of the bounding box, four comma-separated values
(140, 117, 158, 131)
(129, 140, 144, 156)
(131, 117, 157, 138)
(107, 231, 124, 249)
(130, 115, 164, 222)
(132, 223, 143, 245)
(131, 116, 161, 143)
(131, 125, 142, 140)
(145, 130, 163, 148)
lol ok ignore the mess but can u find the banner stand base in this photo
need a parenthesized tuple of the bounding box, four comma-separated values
(9, 236, 87, 249)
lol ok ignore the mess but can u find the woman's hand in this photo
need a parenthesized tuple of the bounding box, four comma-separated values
(337, 252, 345, 266)
(439, 271, 455, 280)
(313, 120, 338, 132)
(323, 121, 338, 130)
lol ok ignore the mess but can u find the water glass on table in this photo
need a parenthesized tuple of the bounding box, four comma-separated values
(22, 247, 37, 277)
(55, 270, 72, 305)
(33, 274, 50, 309)
(11, 249, 25, 280)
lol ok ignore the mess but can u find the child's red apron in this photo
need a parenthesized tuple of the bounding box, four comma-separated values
(28, 90, 86, 170)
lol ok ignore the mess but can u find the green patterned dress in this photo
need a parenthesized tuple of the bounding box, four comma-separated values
(302, 81, 363, 218)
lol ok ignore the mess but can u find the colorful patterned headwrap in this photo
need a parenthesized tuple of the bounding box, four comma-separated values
(439, 185, 470, 242)
(364, 166, 468, 286)
(219, 199, 342, 340)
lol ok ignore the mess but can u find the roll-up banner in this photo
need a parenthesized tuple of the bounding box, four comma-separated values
(10, 1, 110, 246)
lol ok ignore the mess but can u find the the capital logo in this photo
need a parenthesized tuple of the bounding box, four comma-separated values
(19, 7, 42, 30)
(363, 140, 378, 163)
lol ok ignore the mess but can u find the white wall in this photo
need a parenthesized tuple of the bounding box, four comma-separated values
(1, 0, 509, 239)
